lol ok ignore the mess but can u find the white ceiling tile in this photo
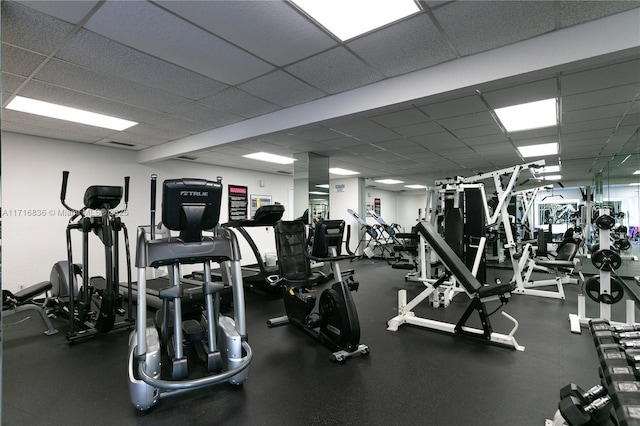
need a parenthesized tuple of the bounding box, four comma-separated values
(84, 1, 274, 84)
(239, 71, 326, 108)
(419, 95, 487, 119)
(2, 2, 75, 55)
(36, 59, 191, 112)
(438, 111, 495, 130)
(329, 119, 399, 143)
(15, 0, 100, 25)
(368, 107, 429, 128)
(563, 103, 631, 124)
(166, 102, 244, 128)
(563, 83, 639, 111)
(285, 47, 384, 95)
(157, 0, 338, 66)
(2, 111, 108, 142)
(57, 29, 229, 100)
(2, 45, 47, 78)
(562, 59, 640, 95)
(452, 123, 503, 139)
(199, 88, 280, 118)
(347, 14, 456, 78)
(560, 1, 640, 27)
(482, 78, 558, 109)
(288, 126, 342, 142)
(562, 116, 621, 134)
(411, 132, 462, 148)
(2, 74, 26, 93)
(433, 1, 555, 56)
(394, 121, 443, 137)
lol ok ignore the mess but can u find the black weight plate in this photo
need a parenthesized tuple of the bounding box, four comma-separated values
(591, 248, 622, 271)
(585, 275, 625, 304)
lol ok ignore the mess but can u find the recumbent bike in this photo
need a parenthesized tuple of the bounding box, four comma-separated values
(127, 175, 252, 411)
(267, 219, 369, 362)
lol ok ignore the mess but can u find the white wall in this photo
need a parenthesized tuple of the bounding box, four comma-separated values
(329, 177, 362, 253)
(2, 132, 293, 292)
(397, 192, 427, 231)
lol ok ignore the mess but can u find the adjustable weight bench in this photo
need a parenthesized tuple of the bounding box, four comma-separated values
(3, 281, 58, 335)
(387, 221, 524, 351)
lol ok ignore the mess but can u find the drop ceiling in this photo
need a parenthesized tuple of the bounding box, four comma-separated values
(2, 0, 640, 189)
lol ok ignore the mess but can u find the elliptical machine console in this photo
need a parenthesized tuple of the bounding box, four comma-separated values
(127, 175, 252, 411)
(268, 219, 369, 362)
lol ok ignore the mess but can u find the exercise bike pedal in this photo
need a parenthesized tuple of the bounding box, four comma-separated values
(305, 312, 322, 328)
(347, 278, 359, 292)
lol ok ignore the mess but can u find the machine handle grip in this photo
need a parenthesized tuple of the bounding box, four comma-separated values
(150, 174, 157, 240)
(61, 170, 69, 202)
(124, 176, 130, 205)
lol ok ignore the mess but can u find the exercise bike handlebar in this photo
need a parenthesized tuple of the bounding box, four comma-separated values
(124, 176, 130, 207)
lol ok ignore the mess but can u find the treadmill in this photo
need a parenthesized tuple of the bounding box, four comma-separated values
(192, 204, 285, 295)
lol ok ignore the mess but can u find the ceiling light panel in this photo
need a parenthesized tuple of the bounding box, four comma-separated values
(494, 98, 557, 132)
(290, 0, 420, 41)
(329, 168, 360, 176)
(517, 142, 558, 158)
(243, 152, 295, 164)
(375, 179, 404, 184)
(6, 96, 137, 131)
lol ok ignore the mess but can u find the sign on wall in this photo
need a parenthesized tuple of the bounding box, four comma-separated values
(228, 185, 248, 221)
(250, 194, 272, 218)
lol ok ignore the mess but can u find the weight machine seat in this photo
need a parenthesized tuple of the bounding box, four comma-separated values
(3, 281, 52, 306)
(415, 221, 514, 298)
(535, 240, 579, 270)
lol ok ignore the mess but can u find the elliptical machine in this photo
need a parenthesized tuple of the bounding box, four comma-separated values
(267, 219, 369, 362)
(48, 171, 133, 342)
(127, 175, 252, 411)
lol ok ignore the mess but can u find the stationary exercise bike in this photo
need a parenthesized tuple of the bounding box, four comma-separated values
(267, 219, 369, 362)
(127, 175, 252, 411)
(47, 171, 133, 342)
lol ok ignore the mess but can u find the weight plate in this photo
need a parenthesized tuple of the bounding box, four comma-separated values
(591, 248, 622, 271)
(585, 275, 625, 304)
(594, 214, 616, 230)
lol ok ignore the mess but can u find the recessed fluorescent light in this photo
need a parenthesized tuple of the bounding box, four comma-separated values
(517, 142, 558, 158)
(375, 179, 404, 185)
(290, 0, 420, 41)
(629, 183, 640, 186)
(329, 168, 359, 176)
(542, 175, 562, 181)
(494, 98, 557, 132)
(404, 184, 427, 189)
(633, 170, 640, 175)
(533, 165, 561, 174)
(309, 191, 329, 195)
(5, 96, 137, 131)
(315, 184, 330, 189)
(243, 152, 295, 164)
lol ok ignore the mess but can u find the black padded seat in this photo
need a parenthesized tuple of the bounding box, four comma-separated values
(477, 282, 516, 298)
(535, 239, 579, 270)
(4, 281, 52, 305)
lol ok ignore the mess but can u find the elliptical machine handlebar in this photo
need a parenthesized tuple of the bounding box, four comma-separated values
(150, 174, 157, 240)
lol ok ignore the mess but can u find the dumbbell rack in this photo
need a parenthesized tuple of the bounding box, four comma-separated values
(569, 209, 635, 334)
(551, 318, 640, 425)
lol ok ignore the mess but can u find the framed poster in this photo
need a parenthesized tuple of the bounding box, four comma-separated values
(228, 185, 248, 221)
(250, 194, 272, 218)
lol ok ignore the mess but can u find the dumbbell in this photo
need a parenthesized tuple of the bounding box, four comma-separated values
(560, 383, 606, 405)
(559, 395, 612, 426)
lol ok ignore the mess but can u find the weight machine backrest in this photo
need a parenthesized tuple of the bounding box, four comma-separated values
(161, 178, 222, 243)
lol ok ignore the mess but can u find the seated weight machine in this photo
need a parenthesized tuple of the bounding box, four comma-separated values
(267, 219, 369, 362)
(127, 176, 252, 411)
(3, 281, 58, 336)
(46, 171, 133, 343)
(387, 221, 524, 351)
